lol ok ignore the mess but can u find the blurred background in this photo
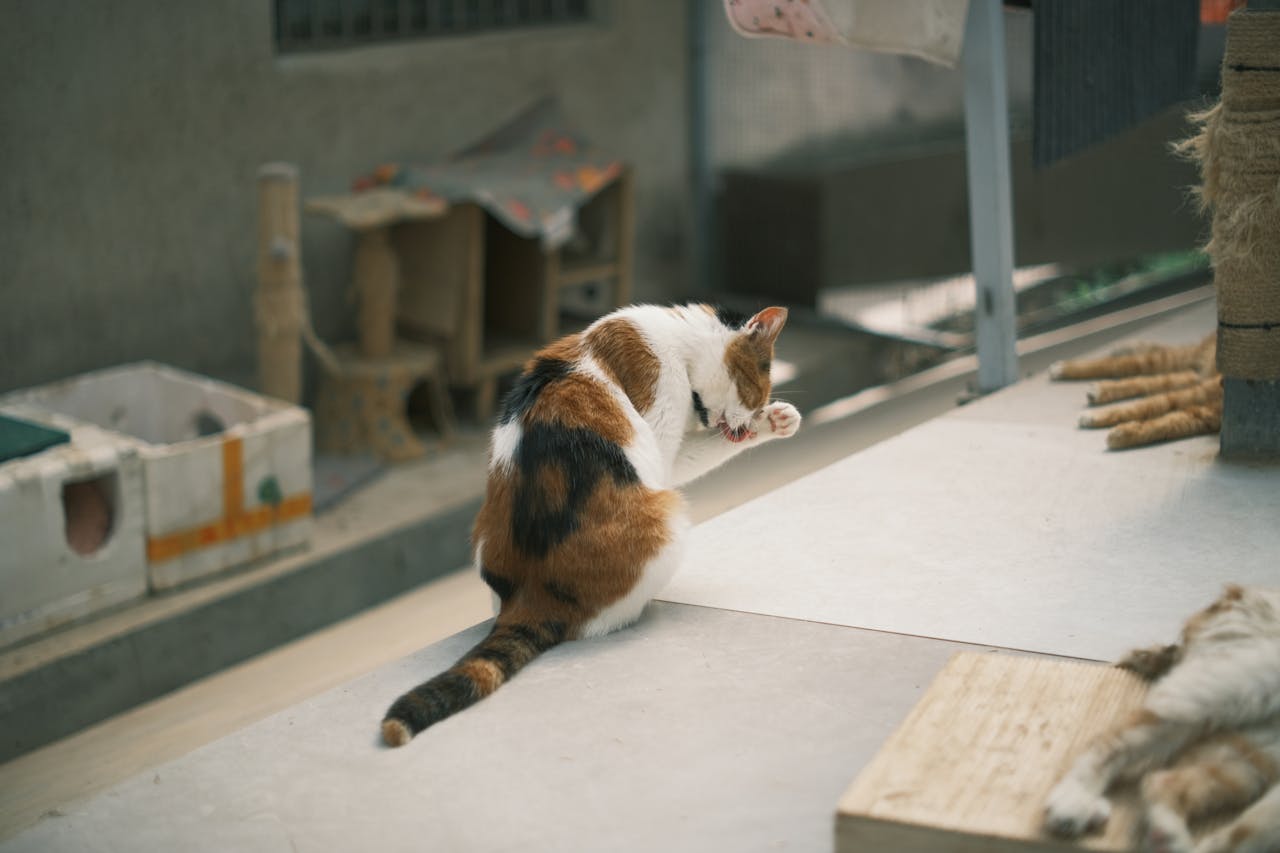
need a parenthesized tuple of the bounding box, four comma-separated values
(0, 0, 1229, 398)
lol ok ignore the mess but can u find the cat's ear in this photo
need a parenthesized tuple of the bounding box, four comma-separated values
(746, 307, 788, 343)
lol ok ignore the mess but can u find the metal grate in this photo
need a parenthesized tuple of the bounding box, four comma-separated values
(274, 0, 594, 53)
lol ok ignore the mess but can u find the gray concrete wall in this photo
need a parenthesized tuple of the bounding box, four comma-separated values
(0, 1, 690, 393)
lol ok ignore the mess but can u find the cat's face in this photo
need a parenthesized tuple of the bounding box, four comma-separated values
(691, 307, 787, 442)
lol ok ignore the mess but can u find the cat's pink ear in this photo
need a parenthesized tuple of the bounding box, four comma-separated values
(746, 307, 788, 343)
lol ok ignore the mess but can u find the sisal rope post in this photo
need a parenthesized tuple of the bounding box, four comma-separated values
(1178, 7, 1280, 456)
(353, 227, 399, 359)
(255, 164, 305, 403)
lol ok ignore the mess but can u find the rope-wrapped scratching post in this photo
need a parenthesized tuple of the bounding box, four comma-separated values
(1178, 6, 1280, 456)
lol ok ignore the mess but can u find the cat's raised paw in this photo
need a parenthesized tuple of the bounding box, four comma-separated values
(759, 402, 801, 439)
(1044, 779, 1111, 838)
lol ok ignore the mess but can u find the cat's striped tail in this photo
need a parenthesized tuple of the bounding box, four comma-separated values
(381, 617, 567, 747)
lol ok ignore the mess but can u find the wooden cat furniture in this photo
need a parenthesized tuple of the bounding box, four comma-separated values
(255, 165, 456, 463)
(304, 188, 457, 462)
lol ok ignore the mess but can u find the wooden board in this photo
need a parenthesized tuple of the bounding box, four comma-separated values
(837, 652, 1147, 853)
(305, 189, 446, 230)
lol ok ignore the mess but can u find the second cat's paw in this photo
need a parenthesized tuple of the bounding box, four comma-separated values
(759, 402, 800, 439)
(1043, 778, 1111, 838)
(1142, 804, 1194, 853)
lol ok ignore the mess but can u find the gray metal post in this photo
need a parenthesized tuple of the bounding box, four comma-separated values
(962, 0, 1019, 392)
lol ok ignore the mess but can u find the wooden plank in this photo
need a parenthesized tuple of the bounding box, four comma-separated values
(555, 262, 620, 290)
(837, 652, 1147, 853)
(394, 205, 481, 381)
(305, 189, 446, 230)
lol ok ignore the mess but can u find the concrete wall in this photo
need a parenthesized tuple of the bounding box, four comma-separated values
(0, 1, 690, 393)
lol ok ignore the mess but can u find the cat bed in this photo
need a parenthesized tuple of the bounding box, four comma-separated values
(837, 652, 1147, 852)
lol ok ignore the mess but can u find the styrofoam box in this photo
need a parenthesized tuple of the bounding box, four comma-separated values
(0, 422, 148, 648)
(0, 363, 313, 592)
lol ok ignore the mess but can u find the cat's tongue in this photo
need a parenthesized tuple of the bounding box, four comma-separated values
(720, 422, 752, 443)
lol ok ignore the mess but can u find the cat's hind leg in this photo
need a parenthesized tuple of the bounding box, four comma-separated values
(1088, 372, 1204, 405)
(1045, 711, 1202, 838)
(1141, 734, 1277, 853)
(1192, 781, 1280, 853)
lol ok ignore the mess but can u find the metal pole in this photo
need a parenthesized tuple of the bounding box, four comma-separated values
(962, 0, 1019, 392)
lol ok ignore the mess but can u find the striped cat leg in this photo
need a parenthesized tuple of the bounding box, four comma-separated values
(1141, 733, 1279, 853)
(1045, 711, 1202, 838)
(1080, 378, 1222, 429)
(1050, 334, 1214, 381)
(1087, 372, 1204, 405)
(1192, 781, 1280, 853)
(1105, 403, 1223, 450)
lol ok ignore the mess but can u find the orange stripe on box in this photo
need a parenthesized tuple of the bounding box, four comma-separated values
(146, 493, 312, 563)
(222, 436, 244, 518)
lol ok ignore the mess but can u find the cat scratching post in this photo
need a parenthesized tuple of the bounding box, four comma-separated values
(836, 653, 1149, 852)
(312, 341, 455, 463)
(255, 163, 306, 403)
(1187, 5, 1280, 458)
(305, 189, 455, 462)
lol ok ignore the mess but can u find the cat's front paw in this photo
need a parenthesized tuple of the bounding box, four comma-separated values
(1143, 804, 1194, 853)
(1044, 778, 1111, 838)
(757, 402, 800, 440)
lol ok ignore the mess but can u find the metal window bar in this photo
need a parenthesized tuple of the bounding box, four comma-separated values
(274, 0, 593, 53)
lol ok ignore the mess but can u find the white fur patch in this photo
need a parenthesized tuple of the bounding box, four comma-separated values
(488, 421, 521, 473)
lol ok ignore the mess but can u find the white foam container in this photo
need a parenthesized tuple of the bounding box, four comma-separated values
(1, 362, 313, 593)
(0, 422, 148, 648)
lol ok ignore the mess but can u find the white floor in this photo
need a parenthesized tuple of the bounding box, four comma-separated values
(664, 302, 1278, 662)
(3, 294, 1262, 852)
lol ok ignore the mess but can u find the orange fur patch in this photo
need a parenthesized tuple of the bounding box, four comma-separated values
(1224, 734, 1280, 782)
(586, 318, 660, 415)
(460, 658, 505, 694)
(533, 463, 569, 511)
(723, 334, 772, 411)
(475, 463, 678, 634)
(530, 334, 584, 369)
(527, 372, 633, 445)
(1229, 822, 1256, 847)
(382, 718, 411, 747)
(1054, 334, 1217, 380)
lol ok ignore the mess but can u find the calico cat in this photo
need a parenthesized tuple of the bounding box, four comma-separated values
(1044, 585, 1280, 853)
(381, 304, 801, 746)
(1050, 334, 1222, 450)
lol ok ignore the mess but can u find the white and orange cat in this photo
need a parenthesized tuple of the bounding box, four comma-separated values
(381, 304, 800, 746)
(1045, 585, 1280, 853)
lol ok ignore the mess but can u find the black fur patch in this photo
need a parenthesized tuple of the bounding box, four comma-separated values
(388, 671, 477, 734)
(543, 580, 581, 608)
(691, 390, 710, 428)
(480, 568, 516, 601)
(511, 423, 639, 558)
(713, 305, 749, 329)
(499, 357, 572, 424)
(508, 624, 544, 646)
(383, 619, 570, 737)
(473, 646, 517, 677)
